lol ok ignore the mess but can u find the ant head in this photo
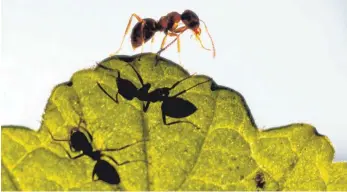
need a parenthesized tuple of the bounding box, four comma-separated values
(181, 10, 200, 29)
(70, 128, 92, 152)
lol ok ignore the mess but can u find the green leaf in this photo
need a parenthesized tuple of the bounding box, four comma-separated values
(2, 53, 346, 190)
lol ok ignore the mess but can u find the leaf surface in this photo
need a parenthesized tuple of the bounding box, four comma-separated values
(2, 53, 346, 190)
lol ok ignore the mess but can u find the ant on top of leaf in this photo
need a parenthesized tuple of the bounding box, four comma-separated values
(112, 10, 216, 62)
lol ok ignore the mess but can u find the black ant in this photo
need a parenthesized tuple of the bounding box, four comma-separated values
(96, 63, 211, 128)
(112, 10, 216, 60)
(255, 172, 266, 189)
(48, 119, 147, 185)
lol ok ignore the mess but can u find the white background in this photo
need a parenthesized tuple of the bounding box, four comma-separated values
(1, 0, 346, 161)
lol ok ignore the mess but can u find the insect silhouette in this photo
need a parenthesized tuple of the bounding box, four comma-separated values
(112, 10, 216, 59)
(96, 63, 211, 128)
(255, 172, 266, 189)
(48, 119, 147, 185)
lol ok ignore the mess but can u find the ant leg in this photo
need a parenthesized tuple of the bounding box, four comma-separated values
(112, 13, 143, 55)
(150, 35, 155, 52)
(97, 82, 119, 104)
(161, 110, 200, 130)
(140, 21, 146, 54)
(173, 26, 187, 33)
(172, 79, 211, 97)
(97, 65, 123, 103)
(143, 101, 150, 112)
(171, 26, 187, 62)
(200, 19, 216, 58)
(177, 35, 182, 65)
(126, 62, 145, 86)
(101, 139, 148, 152)
(142, 102, 146, 111)
(68, 153, 85, 159)
(154, 34, 168, 65)
(155, 26, 187, 63)
(116, 92, 119, 103)
(48, 128, 78, 152)
(55, 144, 85, 159)
(166, 32, 182, 65)
(156, 36, 176, 58)
(160, 34, 168, 50)
(103, 155, 147, 166)
(47, 129, 70, 141)
(156, 32, 184, 56)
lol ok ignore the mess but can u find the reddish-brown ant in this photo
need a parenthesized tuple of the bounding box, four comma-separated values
(112, 10, 216, 59)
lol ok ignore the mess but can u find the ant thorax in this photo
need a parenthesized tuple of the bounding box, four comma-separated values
(166, 12, 181, 32)
(157, 16, 168, 31)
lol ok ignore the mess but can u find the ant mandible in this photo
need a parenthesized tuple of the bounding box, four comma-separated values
(112, 10, 216, 59)
(48, 119, 147, 185)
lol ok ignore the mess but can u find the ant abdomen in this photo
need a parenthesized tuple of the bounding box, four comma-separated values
(162, 97, 197, 118)
(93, 160, 121, 184)
(131, 18, 157, 49)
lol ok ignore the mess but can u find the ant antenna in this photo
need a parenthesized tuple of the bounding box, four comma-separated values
(169, 73, 197, 90)
(173, 78, 211, 97)
(126, 62, 145, 86)
(97, 83, 119, 104)
(200, 19, 216, 58)
(194, 32, 211, 51)
(97, 64, 122, 81)
(47, 128, 70, 142)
